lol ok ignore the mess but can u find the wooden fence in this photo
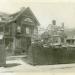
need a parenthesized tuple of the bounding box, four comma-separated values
(27, 43, 75, 65)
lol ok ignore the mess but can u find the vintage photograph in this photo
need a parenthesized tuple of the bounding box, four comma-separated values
(0, 0, 75, 73)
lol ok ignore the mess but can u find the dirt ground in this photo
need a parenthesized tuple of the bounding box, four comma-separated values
(0, 55, 75, 73)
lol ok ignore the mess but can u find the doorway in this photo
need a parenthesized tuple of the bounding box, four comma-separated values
(21, 37, 31, 53)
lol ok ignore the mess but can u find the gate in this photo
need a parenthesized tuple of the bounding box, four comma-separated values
(21, 37, 31, 53)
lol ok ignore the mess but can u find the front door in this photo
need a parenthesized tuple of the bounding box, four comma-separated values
(26, 37, 31, 50)
(21, 37, 31, 53)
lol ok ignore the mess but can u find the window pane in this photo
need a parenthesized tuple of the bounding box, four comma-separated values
(26, 27, 30, 34)
(17, 26, 21, 33)
(24, 18, 33, 22)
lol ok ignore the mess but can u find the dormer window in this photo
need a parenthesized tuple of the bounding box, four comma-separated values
(24, 18, 33, 22)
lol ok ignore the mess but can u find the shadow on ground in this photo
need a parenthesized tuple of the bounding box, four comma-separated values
(4, 63, 21, 68)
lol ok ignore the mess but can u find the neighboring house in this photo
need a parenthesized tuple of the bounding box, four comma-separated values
(0, 7, 40, 54)
(65, 29, 75, 46)
(66, 36, 75, 46)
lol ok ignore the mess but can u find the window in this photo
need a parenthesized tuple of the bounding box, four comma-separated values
(26, 27, 30, 34)
(0, 34, 3, 44)
(34, 28, 38, 34)
(17, 26, 21, 33)
(24, 18, 33, 22)
(66, 40, 74, 45)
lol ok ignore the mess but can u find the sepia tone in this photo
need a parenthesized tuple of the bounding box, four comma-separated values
(0, 1, 75, 73)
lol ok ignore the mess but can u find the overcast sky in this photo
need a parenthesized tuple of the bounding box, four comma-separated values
(0, 0, 75, 29)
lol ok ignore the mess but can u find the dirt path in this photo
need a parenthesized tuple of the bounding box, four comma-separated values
(0, 56, 75, 72)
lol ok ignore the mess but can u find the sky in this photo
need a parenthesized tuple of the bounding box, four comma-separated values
(0, 0, 75, 29)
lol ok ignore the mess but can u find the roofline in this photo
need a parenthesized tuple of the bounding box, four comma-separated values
(8, 7, 40, 26)
(27, 7, 40, 26)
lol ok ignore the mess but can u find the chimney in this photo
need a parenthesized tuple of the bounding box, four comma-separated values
(52, 20, 56, 25)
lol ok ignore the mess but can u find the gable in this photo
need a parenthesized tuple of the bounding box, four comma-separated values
(21, 7, 40, 26)
(12, 7, 40, 26)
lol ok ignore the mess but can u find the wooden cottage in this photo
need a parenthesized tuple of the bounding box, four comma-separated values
(0, 7, 40, 54)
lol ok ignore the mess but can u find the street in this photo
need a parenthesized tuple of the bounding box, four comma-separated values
(0, 55, 75, 73)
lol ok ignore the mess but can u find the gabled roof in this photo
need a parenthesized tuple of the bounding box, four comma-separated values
(9, 7, 40, 25)
(25, 7, 40, 25)
(0, 12, 9, 17)
(0, 7, 40, 26)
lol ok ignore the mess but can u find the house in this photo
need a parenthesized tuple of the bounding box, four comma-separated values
(0, 7, 40, 54)
(65, 29, 75, 46)
(47, 20, 75, 46)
